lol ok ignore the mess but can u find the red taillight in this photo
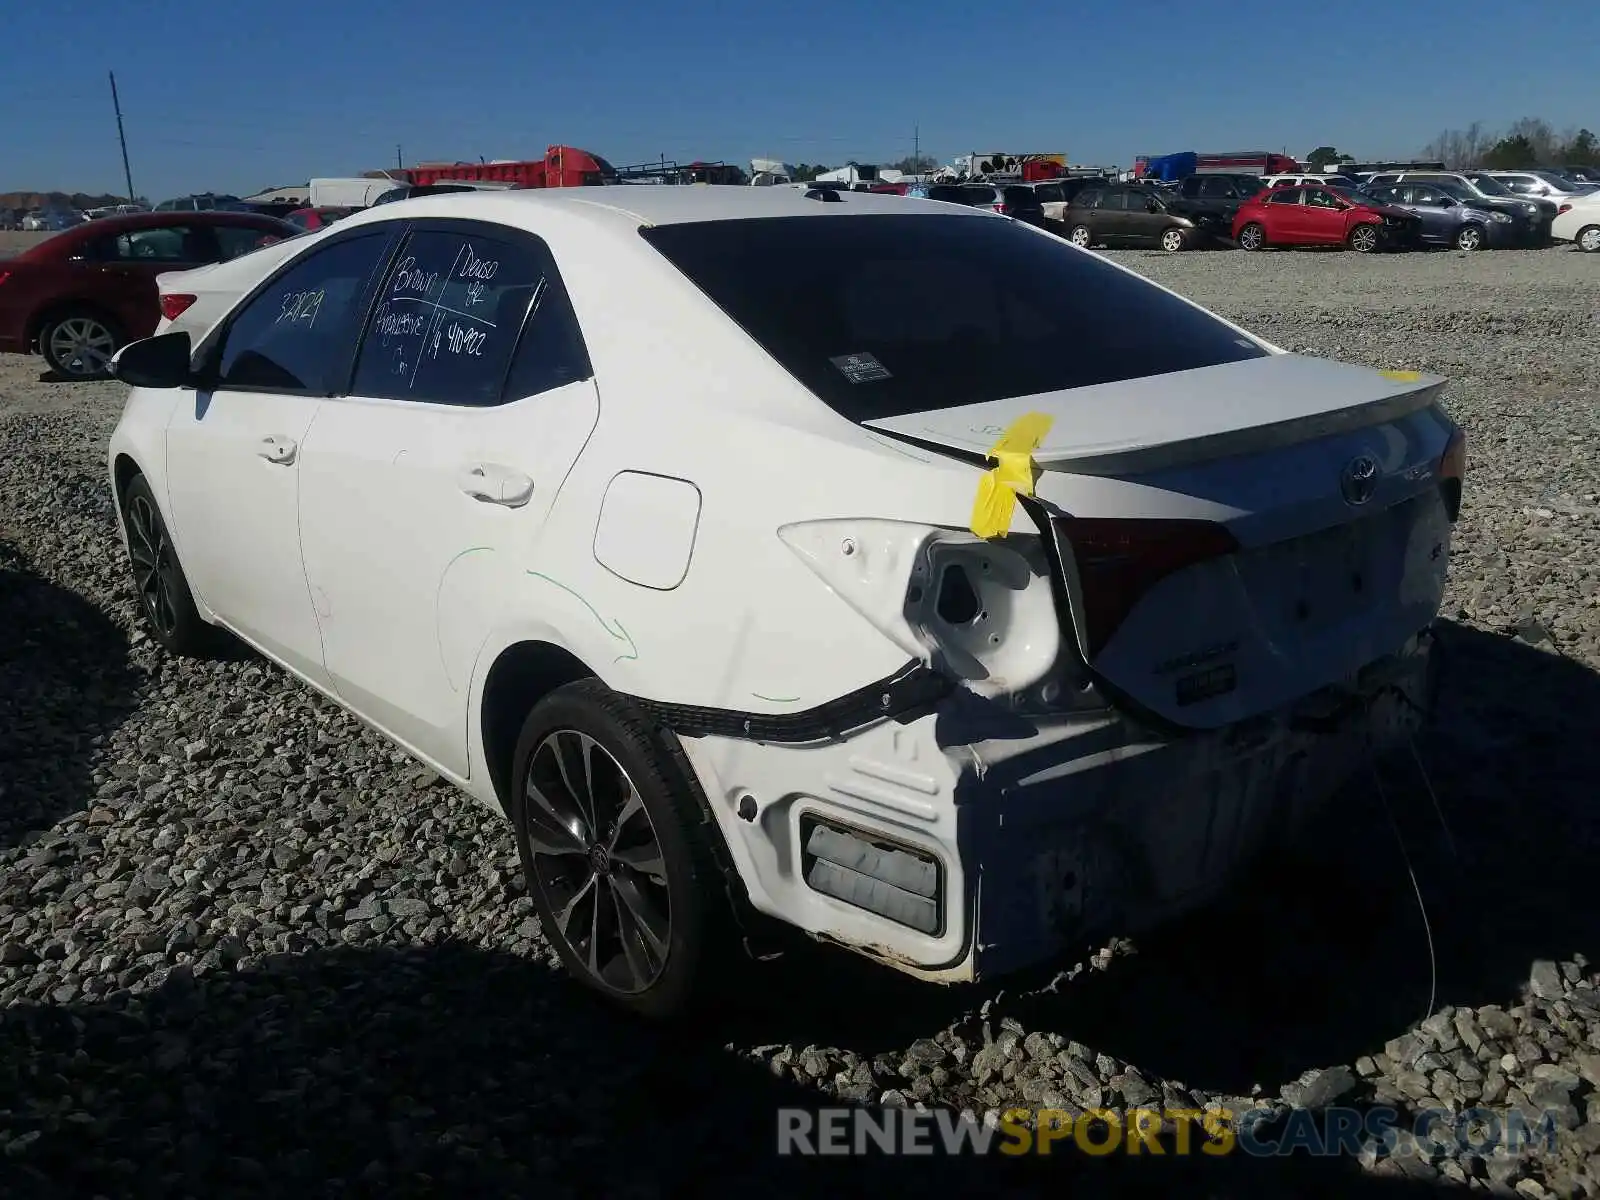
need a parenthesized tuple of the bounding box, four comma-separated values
(992, 203, 1008, 214)
(1438, 427, 1466, 522)
(160, 294, 197, 321)
(1059, 518, 1240, 658)
(1557, 203, 1572, 215)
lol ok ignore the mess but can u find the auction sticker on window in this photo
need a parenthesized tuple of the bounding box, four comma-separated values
(830, 352, 892, 384)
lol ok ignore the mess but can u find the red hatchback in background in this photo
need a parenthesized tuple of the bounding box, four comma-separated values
(1232, 184, 1422, 253)
(0, 210, 295, 379)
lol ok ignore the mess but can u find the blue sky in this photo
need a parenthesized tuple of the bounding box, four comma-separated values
(4, 0, 1594, 200)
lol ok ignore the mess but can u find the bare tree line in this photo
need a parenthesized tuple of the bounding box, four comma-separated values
(1421, 118, 1597, 169)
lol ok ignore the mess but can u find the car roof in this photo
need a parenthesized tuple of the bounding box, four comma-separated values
(333, 184, 998, 233)
(81, 210, 287, 233)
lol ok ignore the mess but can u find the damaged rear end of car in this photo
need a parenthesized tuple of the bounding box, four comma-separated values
(639, 206, 1465, 983)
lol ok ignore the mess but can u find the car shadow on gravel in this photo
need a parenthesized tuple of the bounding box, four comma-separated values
(0, 942, 1455, 1200)
(0, 539, 143, 851)
(719, 619, 1600, 1098)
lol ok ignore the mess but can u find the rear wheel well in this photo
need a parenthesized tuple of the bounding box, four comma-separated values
(479, 641, 594, 815)
(112, 454, 142, 513)
(28, 299, 123, 352)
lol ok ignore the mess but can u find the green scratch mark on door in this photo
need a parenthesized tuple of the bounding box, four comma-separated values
(525, 571, 639, 663)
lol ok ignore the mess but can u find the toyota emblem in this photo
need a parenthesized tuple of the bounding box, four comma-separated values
(1340, 453, 1380, 506)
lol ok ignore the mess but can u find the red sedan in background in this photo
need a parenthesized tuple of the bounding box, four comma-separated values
(0, 210, 294, 379)
(1232, 184, 1422, 253)
(284, 206, 353, 233)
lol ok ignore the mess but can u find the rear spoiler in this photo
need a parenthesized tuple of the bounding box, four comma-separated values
(864, 354, 1448, 477)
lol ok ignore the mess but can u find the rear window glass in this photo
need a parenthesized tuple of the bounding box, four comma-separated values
(639, 215, 1268, 423)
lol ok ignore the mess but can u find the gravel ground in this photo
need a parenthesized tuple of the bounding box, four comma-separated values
(2, 244, 1599, 1199)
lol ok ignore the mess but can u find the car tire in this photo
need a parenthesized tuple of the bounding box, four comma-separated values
(510, 678, 736, 1020)
(1577, 225, 1600, 253)
(120, 473, 218, 657)
(1159, 227, 1187, 252)
(1237, 222, 1266, 251)
(38, 308, 123, 380)
(1068, 224, 1093, 248)
(1455, 224, 1485, 251)
(1347, 223, 1381, 253)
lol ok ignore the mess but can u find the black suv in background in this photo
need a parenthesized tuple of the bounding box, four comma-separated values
(911, 182, 1048, 228)
(1163, 173, 1267, 228)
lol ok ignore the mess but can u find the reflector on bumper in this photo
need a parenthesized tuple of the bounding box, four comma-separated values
(802, 817, 943, 935)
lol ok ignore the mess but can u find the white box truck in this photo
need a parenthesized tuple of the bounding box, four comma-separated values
(307, 177, 403, 208)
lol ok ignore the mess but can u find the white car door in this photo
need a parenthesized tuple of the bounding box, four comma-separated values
(163, 228, 399, 686)
(296, 221, 600, 775)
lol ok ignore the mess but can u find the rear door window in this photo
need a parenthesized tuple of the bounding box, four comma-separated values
(1268, 188, 1303, 205)
(1199, 177, 1237, 198)
(94, 225, 206, 263)
(213, 223, 275, 261)
(638, 214, 1267, 423)
(351, 225, 580, 406)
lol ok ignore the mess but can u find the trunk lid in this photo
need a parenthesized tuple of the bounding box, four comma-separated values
(868, 354, 1460, 730)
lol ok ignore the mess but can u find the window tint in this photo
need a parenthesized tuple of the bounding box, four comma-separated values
(1096, 191, 1126, 211)
(1500, 176, 1537, 194)
(1034, 183, 1062, 203)
(351, 228, 551, 406)
(501, 273, 593, 401)
(95, 226, 204, 262)
(1305, 189, 1340, 209)
(1074, 189, 1101, 208)
(1410, 186, 1443, 205)
(1268, 189, 1302, 205)
(216, 232, 393, 393)
(214, 223, 274, 260)
(637, 215, 1267, 423)
(1199, 177, 1236, 198)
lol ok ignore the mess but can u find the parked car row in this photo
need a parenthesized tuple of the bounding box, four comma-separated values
(0, 210, 297, 378)
(956, 167, 1600, 255)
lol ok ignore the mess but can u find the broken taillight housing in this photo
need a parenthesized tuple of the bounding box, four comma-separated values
(1438, 426, 1466, 522)
(776, 518, 1065, 698)
(160, 293, 197, 321)
(1055, 517, 1240, 659)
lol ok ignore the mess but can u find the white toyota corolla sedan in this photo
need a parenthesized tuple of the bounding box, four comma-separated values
(106, 186, 1466, 1017)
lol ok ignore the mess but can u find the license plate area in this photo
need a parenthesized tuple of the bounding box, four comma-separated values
(1253, 516, 1378, 634)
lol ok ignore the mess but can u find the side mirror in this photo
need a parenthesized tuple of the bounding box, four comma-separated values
(108, 331, 196, 389)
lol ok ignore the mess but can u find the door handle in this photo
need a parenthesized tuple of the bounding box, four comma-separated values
(459, 463, 534, 507)
(258, 434, 297, 465)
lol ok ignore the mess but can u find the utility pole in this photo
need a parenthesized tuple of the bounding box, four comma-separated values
(108, 71, 136, 204)
(396, 144, 404, 169)
(914, 124, 919, 161)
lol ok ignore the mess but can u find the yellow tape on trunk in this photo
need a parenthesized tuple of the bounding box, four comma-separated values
(1379, 369, 1421, 382)
(970, 412, 1055, 539)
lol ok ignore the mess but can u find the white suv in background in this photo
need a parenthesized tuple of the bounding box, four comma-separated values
(1483, 170, 1598, 204)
